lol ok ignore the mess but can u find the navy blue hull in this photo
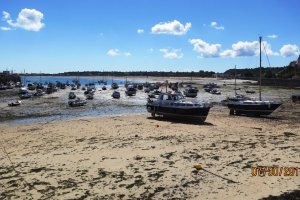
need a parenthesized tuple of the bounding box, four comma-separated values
(147, 104, 210, 122)
(227, 103, 281, 116)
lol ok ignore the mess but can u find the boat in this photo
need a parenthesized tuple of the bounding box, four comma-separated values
(226, 37, 282, 116)
(0, 85, 8, 90)
(60, 84, 66, 89)
(221, 65, 251, 106)
(111, 82, 119, 89)
(85, 93, 94, 100)
(246, 90, 256, 94)
(34, 89, 45, 96)
(204, 83, 218, 93)
(68, 98, 87, 107)
(19, 91, 32, 99)
(68, 92, 76, 99)
(46, 83, 57, 94)
(221, 94, 251, 106)
(148, 89, 162, 98)
(27, 83, 36, 90)
(210, 88, 221, 95)
(183, 86, 198, 98)
(146, 93, 211, 122)
(70, 84, 77, 90)
(112, 91, 121, 99)
(102, 86, 107, 90)
(291, 94, 300, 103)
(137, 84, 144, 90)
(144, 88, 151, 93)
(8, 100, 21, 106)
(125, 85, 137, 96)
(204, 87, 212, 92)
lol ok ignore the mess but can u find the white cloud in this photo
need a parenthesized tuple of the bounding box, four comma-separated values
(229, 41, 259, 57)
(151, 20, 191, 35)
(137, 29, 144, 34)
(280, 44, 300, 57)
(159, 48, 183, 59)
(267, 34, 278, 39)
(190, 38, 278, 58)
(2, 11, 10, 20)
(189, 39, 222, 58)
(223, 41, 278, 57)
(210, 21, 224, 30)
(107, 49, 131, 57)
(1, 26, 11, 31)
(107, 49, 120, 56)
(3, 8, 45, 31)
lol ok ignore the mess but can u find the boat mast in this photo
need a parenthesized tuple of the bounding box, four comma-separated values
(234, 65, 237, 96)
(259, 36, 262, 101)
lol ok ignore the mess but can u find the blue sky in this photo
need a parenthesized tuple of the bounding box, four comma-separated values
(0, 0, 299, 73)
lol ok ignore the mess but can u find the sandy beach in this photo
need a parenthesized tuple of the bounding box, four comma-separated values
(1, 101, 299, 199)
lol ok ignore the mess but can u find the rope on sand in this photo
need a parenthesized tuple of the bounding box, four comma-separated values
(194, 164, 239, 184)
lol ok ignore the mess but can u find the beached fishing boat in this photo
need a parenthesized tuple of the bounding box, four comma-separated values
(137, 84, 144, 90)
(34, 89, 45, 96)
(227, 37, 282, 116)
(19, 92, 32, 99)
(210, 88, 221, 95)
(8, 100, 21, 106)
(68, 92, 76, 99)
(85, 93, 94, 100)
(111, 82, 119, 89)
(183, 86, 198, 98)
(102, 86, 107, 90)
(112, 91, 121, 99)
(146, 93, 211, 122)
(68, 98, 87, 107)
(125, 85, 137, 96)
(27, 83, 36, 90)
(291, 94, 300, 103)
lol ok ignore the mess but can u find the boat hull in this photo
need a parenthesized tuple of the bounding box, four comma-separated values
(227, 102, 281, 116)
(146, 104, 210, 122)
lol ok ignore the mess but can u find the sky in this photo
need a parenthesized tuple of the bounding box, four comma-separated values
(0, 0, 300, 73)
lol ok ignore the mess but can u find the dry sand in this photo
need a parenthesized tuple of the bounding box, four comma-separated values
(0, 103, 299, 199)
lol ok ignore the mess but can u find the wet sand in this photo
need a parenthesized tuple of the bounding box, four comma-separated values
(0, 77, 298, 124)
(0, 102, 299, 199)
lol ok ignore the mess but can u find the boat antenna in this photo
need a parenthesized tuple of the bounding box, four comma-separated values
(234, 65, 237, 96)
(259, 36, 262, 101)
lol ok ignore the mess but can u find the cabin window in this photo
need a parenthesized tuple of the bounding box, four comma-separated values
(162, 95, 170, 100)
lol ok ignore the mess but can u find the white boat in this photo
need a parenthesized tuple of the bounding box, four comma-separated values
(8, 100, 21, 106)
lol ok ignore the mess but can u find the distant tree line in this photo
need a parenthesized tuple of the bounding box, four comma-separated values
(224, 63, 300, 79)
(27, 70, 216, 78)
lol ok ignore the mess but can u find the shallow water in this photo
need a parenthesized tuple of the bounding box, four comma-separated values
(4, 105, 146, 125)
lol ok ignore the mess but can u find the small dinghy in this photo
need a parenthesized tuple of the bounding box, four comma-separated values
(68, 98, 87, 107)
(112, 91, 121, 99)
(8, 100, 21, 106)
